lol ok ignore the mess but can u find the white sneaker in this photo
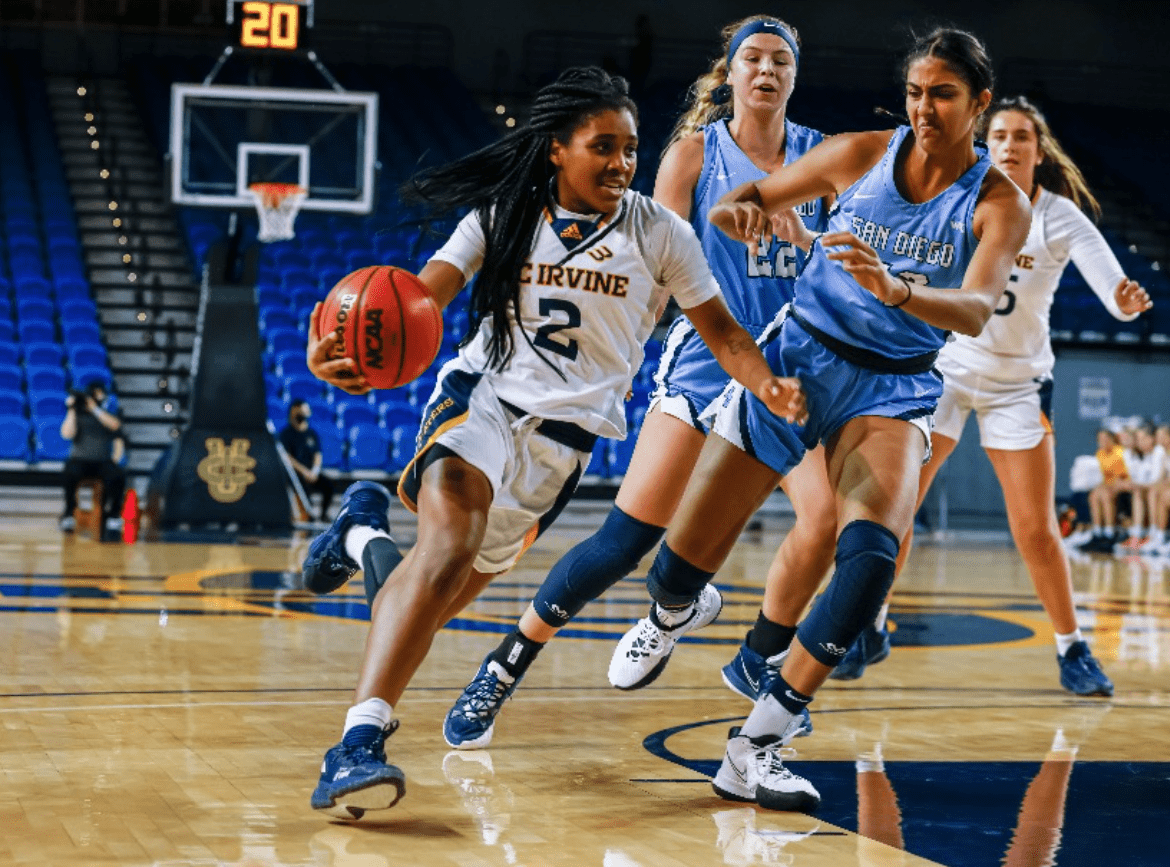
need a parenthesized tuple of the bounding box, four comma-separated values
(1139, 535, 1165, 554)
(712, 726, 821, 813)
(1064, 528, 1093, 548)
(713, 807, 820, 867)
(608, 584, 723, 690)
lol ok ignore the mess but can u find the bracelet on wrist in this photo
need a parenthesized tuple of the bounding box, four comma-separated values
(884, 275, 912, 309)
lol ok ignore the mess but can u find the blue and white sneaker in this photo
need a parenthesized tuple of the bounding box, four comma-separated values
(1058, 640, 1114, 696)
(302, 481, 391, 594)
(444, 656, 521, 749)
(828, 624, 891, 681)
(311, 722, 406, 819)
(721, 639, 812, 737)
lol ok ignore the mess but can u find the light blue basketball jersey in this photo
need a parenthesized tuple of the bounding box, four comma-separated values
(793, 125, 992, 359)
(693, 118, 827, 328)
(652, 118, 827, 429)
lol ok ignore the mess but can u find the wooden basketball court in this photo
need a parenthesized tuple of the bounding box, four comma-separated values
(2, 498, 1167, 866)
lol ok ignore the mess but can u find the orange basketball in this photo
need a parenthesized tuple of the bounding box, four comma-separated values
(316, 265, 443, 390)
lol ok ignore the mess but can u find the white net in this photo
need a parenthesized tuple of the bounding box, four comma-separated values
(248, 183, 308, 242)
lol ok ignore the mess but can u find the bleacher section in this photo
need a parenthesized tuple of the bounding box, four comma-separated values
(0, 59, 114, 467)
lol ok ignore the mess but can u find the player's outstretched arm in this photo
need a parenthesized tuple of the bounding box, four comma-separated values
(685, 295, 807, 425)
(708, 131, 889, 244)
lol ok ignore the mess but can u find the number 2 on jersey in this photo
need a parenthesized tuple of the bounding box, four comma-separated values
(534, 297, 580, 361)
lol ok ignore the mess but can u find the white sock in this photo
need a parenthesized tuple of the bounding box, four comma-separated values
(1148, 529, 1164, 545)
(654, 601, 695, 629)
(1130, 526, 1146, 539)
(1055, 629, 1083, 657)
(1091, 524, 1103, 536)
(740, 693, 797, 740)
(343, 697, 393, 735)
(874, 602, 890, 631)
(345, 526, 394, 564)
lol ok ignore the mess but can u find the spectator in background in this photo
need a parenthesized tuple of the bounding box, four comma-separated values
(1079, 428, 1131, 552)
(1140, 424, 1170, 554)
(59, 381, 125, 533)
(1120, 422, 1166, 550)
(279, 399, 333, 521)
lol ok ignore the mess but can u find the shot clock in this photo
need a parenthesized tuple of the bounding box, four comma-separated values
(226, 0, 313, 52)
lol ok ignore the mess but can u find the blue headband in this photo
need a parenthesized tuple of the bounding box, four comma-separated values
(726, 20, 799, 70)
(711, 21, 799, 105)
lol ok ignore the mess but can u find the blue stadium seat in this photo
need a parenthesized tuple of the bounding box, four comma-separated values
(283, 375, 323, 402)
(610, 435, 637, 477)
(585, 440, 609, 478)
(22, 341, 65, 367)
(58, 298, 98, 322)
(16, 297, 54, 322)
(53, 276, 91, 300)
(29, 391, 66, 419)
(69, 366, 112, 391)
(338, 402, 379, 429)
(273, 348, 310, 379)
(259, 307, 298, 334)
(27, 366, 66, 392)
(0, 343, 19, 367)
(346, 422, 391, 471)
(316, 423, 345, 469)
(379, 401, 419, 431)
(0, 416, 31, 460)
(63, 322, 103, 347)
(267, 327, 304, 356)
(389, 424, 416, 469)
(18, 320, 56, 344)
(0, 321, 14, 343)
(67, 343, 108, 368)
(0, 389, 26, 416)
(34, 419, 71, 461)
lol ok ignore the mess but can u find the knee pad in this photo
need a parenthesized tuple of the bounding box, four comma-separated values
(533, 507, 664, 627)
(647, 542, 715, 607)
(797, 520, 899, 667)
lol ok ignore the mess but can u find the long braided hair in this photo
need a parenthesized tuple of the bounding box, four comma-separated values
(402, 66, 638, 370)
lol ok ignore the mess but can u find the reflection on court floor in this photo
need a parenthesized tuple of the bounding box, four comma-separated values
(0, 515, 1167, 867)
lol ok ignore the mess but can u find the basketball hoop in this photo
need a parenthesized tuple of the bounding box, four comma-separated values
(248, 182, 307, 242)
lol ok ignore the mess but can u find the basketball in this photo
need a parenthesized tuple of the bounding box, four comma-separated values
(316, 265, 444, 390)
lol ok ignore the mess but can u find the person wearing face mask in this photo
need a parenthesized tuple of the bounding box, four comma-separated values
(278, 399, 333, 522)
(831, 96, 1152, 696)
(60, 380, 125, 534)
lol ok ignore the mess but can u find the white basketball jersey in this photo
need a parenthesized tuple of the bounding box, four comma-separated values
(939, 189, 1133, 382)
(430, 190, 721, 439)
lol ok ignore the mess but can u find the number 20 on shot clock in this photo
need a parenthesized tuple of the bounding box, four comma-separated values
(227, 0, 312, 52)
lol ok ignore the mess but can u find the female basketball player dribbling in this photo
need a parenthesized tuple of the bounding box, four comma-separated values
(298, 67, 805, 819)
(829, 96, 1151, 692)
(609, 28, 1031, 812)
(443, 14, 838, 751)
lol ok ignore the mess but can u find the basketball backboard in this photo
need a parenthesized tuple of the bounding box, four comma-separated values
(170, 83, 378, 214)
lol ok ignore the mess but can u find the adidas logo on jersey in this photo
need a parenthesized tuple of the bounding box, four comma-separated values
(560, 223, 583, 240)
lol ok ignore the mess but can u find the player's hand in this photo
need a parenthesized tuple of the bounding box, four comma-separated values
(710, 200, 774, 246)
(821, 232, 908, 306)
(1114, 278, 1152, 316)
(770, 208, 818, 252)
(754, 376, 808, 426)
(307, 302, 371, 395)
